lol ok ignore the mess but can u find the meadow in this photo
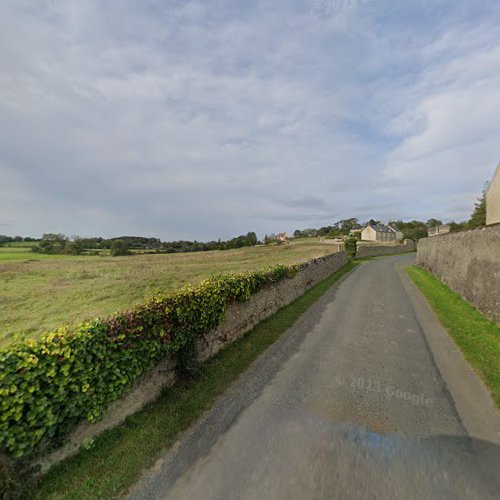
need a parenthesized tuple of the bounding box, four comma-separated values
(0, 240, 338, 346)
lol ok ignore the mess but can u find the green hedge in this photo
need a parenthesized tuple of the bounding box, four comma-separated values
(0, 265, 295, 460)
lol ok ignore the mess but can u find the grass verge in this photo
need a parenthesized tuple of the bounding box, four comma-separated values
(34, 261, 357, 499)
(407, 265, 500, 408)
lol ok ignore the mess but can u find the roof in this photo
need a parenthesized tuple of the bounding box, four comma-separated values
(365, 224, 395, 234)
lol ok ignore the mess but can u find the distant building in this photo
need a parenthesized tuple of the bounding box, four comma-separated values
(349, 225, 363, 237)
(428, 224, 451, 237)
(389, 226, 405, 241)
(486, 163, 500, 225)
(361, 224, 403, 242)
(277, 232, 288, 242)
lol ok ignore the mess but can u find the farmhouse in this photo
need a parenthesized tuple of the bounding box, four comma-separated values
(349, 225, 363, 237)
(361, 224, 403, 242)
(486, 163, 500, 225)
(276, 232, 288, 242)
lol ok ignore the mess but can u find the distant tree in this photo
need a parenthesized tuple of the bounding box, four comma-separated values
(426, 219, 443, 228)
(264, 234, 275, 245)
(367, 219, 380, 226)
(449, 221, 467, 233)
(326, 229, 341, 239)
(42, 233, 67, 242)
(36, 233, 67, 254)
(110, 240, 131, 256)
(246, 232, 258, 246)
(301, 228, 318, 238)
(338, 218, 358, 230)
(468, 184, 488, 229)
(389, 220, 427, 240)
(64, 240, 84, 255)
(293, 229, 302, 238)
(318, 226, 333, 236)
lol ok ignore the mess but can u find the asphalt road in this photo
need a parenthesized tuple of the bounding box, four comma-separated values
(129, 254, 500, 499)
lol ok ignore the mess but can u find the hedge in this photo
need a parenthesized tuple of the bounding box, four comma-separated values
(0, 265, 295, 460)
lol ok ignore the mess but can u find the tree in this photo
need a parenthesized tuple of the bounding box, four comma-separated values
(246, 232, 258, 246)
(36, 233, 67, 254)
(110, 240, 131, 256)
(64, 240, 84, 255)
(42, 233, 67, 242)
(449, 221, 467, 233)
(468, 184, 488, 229)
(426, 219, 442, 228)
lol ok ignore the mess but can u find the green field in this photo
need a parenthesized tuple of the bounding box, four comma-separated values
(0, 247, 73, 262)
(0, 240, 338, 346)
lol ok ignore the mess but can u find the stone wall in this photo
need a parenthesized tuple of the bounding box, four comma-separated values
(356, 239, 416, 258)
(39, 251, 349, 472)
(416, 225, 500, 324)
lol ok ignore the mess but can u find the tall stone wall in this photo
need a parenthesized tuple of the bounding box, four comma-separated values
(39, 251, 349, 472)
(416, 225, 500, 324)
(356, 239, 416, 258)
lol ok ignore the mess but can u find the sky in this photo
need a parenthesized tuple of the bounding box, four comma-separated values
(1, 0, 499, 241)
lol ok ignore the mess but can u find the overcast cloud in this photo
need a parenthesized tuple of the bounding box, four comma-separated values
(1, 0, 499, 240)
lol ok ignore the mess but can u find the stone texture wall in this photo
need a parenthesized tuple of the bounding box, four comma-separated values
(416, 225, 500, 324)
(356, 239, 416, 258)
(39, 251, 349, 472)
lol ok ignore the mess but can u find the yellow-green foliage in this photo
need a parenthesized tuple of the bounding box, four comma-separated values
(0, 265, 294, 460)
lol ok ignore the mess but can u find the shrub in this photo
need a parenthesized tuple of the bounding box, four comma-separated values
(344, 237, 357, 258)
(0, 265, 296, 460)
(110, 240, 131, 256)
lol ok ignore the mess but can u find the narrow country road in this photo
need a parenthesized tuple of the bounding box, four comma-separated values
(128, 254, 500, 500)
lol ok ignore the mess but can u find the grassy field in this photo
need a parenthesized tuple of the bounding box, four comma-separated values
(407, 266, 500, 408)
(0, 240, 338, 346)
(0, 247, 73, 262)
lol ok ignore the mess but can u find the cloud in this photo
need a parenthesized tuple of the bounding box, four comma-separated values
(0, 0, 499, 240)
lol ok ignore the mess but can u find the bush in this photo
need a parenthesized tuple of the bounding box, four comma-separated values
(110, 240, 131, 256)
(0, 265, 296, 460)
(344, 237, 357, 258)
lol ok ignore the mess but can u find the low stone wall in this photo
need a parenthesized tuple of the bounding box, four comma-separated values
(416, 225, 500, 324)
(356, 239, 416, 258)
(39, 251, 349, 472)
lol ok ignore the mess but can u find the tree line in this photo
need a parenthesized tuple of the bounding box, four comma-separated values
(0, 232, 260, 256)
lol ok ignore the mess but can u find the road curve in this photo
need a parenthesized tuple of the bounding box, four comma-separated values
(128, 254, 500, 499)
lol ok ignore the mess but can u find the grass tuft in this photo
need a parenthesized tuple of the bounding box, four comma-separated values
(407, 265, 500, 408)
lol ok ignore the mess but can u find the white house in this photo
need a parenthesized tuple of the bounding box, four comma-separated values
(361, 224, 403, 242)
(486, 163, 500, 225)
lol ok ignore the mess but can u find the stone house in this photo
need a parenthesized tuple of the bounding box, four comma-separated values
(277, 232, 288, 242)
(486, 163, 500, 225)
(361, 224, 403, 242)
